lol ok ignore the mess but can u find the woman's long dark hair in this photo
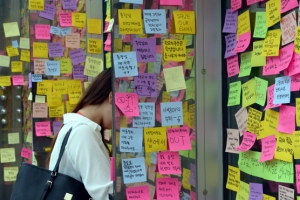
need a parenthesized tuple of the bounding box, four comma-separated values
(46, 68, 112, 168)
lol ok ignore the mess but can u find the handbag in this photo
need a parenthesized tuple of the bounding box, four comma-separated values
(10, 127, 113, 200)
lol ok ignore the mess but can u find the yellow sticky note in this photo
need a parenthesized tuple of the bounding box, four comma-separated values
(118, 9, 143, 34)
(114, 38, 123, 52)
(6, 46, 19, 57)
(236, 181, 249, 199)
(87, 38, 102, 54)
(49, 104, 64, 118)
(185, 55, 194, 70)
(4, 167, 18, 182)
(173, 11, 196, 34)
(60, 58, 72, 74)
(237, 10, 251, 36)
(263, 109, 280, 139)
(106, 52, 112, 68)
(274, 132, 293, 162)
(3, 22, 20, 37)
(263, 194, 275, 200)
(293, 131, 300, 159)
(297, 98, 300, 126)
(11, 61, 23, 72)
(242, 78, 256, 108)
(226, 165, 240, 192)
(162, 91, 170, 102)
(144, 127, 167, 153)
(33, 42, 48, 58)
(28, 0, 44, 10)
(84, 82, 91, 90)
(26, 132, 33, 143)
(145, 152, 152, 166)
(37, 80, 53, 95)
(1, 148, 16, 163)
(35, 95, 46, 103)
(0, 55, 10, 67)
(66, 80, 82, 93)
(266, 0, 281, 28)
(20, 37, 30, 49)
(262, 29, 281, 56)
(52, 80, 67, 94)
(47, 93, 62, 107)
(163, 39, 187, 61)
(0, 76, 11, 86)
(123, 45, 131, 52)
(182, 168, 192, 190)
(84, 56, 103, 77)
(8, 133, 20, 144)
(251, 41, 266, 67)
(295, 27, 300, 55)
(21, 50, 30, 62)
(72, 13, 86, 28)
(68, 89, 82, 105)
(88, 19, 102, 34)
(246, 107, 262, 135)
(66, 101, 76, 113)
(163, 66, 186, 92)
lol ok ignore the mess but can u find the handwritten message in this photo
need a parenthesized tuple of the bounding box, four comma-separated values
(161, 102, 183, 126)
(262, 29, 281, 56)
(113, 52, 138, 77)
(225, 129, 240, 154)
(87, 19, 102, 34)
(242, 78, 256, 108)
(280, 11, 297, 45)
(8, 133, 19, 145)
(173, 11, 195, 34)
(69, 48, 85, 65)
(4, 167, 18, 182)
(87, 38, 102, 54)
(119, 128, 143, 153)
(224, 34, 237, 58)
(39, 4, 56, 20)
(35, 121, 51, 136)
(223, 9, 237, 33)
(237, 10, 250, 36)
(232, 32, 251, 53)
(48, 42, 63, 57)
(226, 165, 240, 192)
(33, 42, 48, 58)
(157, 152, 181, 174)
(144, 127, 167, 153)
(253, 12, 267, 38)
(134, 73, 156, 97)
(84, 56, 103, 77)
(277, 105, 295, 134)
(32, 103, 48, 118)
(226, 55, 239, 77)
(274, 76, 291, 104)
(133, 38, 156, 62)
(249, 183, 263, 200)
(266, 0, 281, 27)
(122, 157, 147, 184)
(156, 178, 180, 200)
(167, 127, 191, 151)
(163, 66, 186, 92)
(163, 39, 186, 61)
(238, 51, 252, 77)
(35, 24, 50, 40)
(143, 9, 166, 34)
(118, 9, 143, 34)
(28, 0, 44, 10)
(235, 131, 256, 152)
(227, 81, 241, 106)
(132, 103, 155, 127)
(251, 41, 266, 67)
(235, 107, 248, 136)
(66, 33, 80, 48)
(278, 185, 294, 200)
(246, 107, 262, 135)
(126, 186, 150, 200)
(0, 148, 16, 163)
(259, 135, 276, 162)
(45, 60, 60, 76)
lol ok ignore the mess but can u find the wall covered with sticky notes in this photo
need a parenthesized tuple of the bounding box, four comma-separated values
(224, 0, 300, 199)
(111, 0, 196, 199)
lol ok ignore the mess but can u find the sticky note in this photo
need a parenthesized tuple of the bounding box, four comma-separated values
(262, 29, 281, 56)
(69, 48, 85, 65)
(226, 165, 240, 192)
(35, 121, 51, 136)
(263, 194, 275, 200)
(68, 90, 82, 105)
(277, 105, 295, 134)
(235, 131, 256, 151)
(39, 4, 56, 20)
(236, 181, 249, 199)
(35, 95, 46, 103)
(280, 11, 297, 45)
(225, 129, 240, 154)
(120, 0, 143, 3)
(235, 107, 248, 136)
(6, 46, 19, 57)
(0, 148, 16, 163)
(265, 84, 281, 110)
(259, 135, 276, 162)
(143, 9, 166, 34)
(232, 32, 251, 53)
(49, 104, 64, 118)
(88, 19, 102, 34)
(255, 77, 268, 106)
(48, 42, 64, 57)
(119, 128, 143, 152)
(223, 9, 237, 33)
(246, 107, 262, 135)
(84, 56, 103, 77)
(126, 186, 150, 200)
(239, 51, 252, 77)
(224, 34, 237, 58)
(281, 0, 298, 13)
(115, 92, 139, 116)
(238, 151, 264, 179)
(294, 131, 300, 159)
(35, 24, 50, 40)
(3, 22, 20, 37)
(20, 147, 32, 159)
(274, 132, 293, 162)
(62, 0, 77, 10)
(37, 80, 53, 95)
(29, 0, 44, 10)
(87, 38, 102, 54)
(12, 75, 24, 86)
(122, 157, 147, 184)
(19, 37, 30, 49)
(253, 12, 267, 38)
(60, 58, 72, 74)
(134, 73, 157, 97)
(172, 11, 195, 34)
(33, 42, 48, 58)
(278, 185, 294, 199)
(32, 103, 48, 118)
(273, 76, 291, 104)
(34, 59, 46, 74)
(295, 27, 300, 54)
(266, 0, 281, 27)
(144, 127, 167, 153)
(59, 12, 72, 27)
(161, 102, 183, 126)
(0, 55, 10, 67)
(251, 41, 266, 67)
(157, 152, 181, 174)
(237, 10, 250, 36)
(133, 38, 156, 62)
(118, 9, 143, 34)
(72, 12, 86, 28)
(113, 52, 138, 77)
(163, 39, 186, 61)
(156, 177, 180, 200)
(163, 66, 186, 92)
(249, 183, 263, 200)
(20, 50, 30, 62)
(242, 78, 256, 108)
(73, 66, 87, 81)
(0, 76, 11, 86)
(167, 127, 192, 151)
(297, 165, 300, 194)
(4, 167, 18, 182)
(8, 133, 20, 144)
(132, 102, 155, 127)
(66, 33, 80, 49)
(227, 81, 241, 106)
(45, 60, 60, 76)
(47, 93, 62, 107)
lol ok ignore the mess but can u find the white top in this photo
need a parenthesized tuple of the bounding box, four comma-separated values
(49, 113, 113, 200)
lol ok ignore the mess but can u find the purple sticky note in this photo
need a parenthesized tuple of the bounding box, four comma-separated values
(223, 9, 237, 33)
(69, 48, 85, 65)
(189, 163, 196, 187)
(73, 65, 87, 81)
(134, 73, 157, 97)
(133, 38, 156, 62)
(39, 4, 56, 20)
(53, 121, 63, 135)
(249, 183, 263, 200)
(28, 73, 32, 88)
(48, 42, 64, 57)
(62, 0, 77, 10)
(224, 34, 237, 58)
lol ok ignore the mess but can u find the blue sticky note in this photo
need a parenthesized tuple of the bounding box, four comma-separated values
(113, 52, 138, 78)
(161, 102, 183, 126)
(61, 27, 71, 36)
(119, 128, 143, 153)
(50, 26, 61, 36)
(45, 60, 60, 76)
(122, 157, 147, 184)
(31, 74, 42, 82)
(273, 76, 291, 104)
(132, 102, 155, 127)
(12, 40, 19, 48)
(143, 9, 167, 34)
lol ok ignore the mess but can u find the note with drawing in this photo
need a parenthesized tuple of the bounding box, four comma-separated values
(115, 92, 140, 117)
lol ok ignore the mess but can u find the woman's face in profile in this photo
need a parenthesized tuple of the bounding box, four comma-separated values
(102, 93, 113, 130)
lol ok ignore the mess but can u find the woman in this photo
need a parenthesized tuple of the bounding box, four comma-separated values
(47, 68, 113, 200)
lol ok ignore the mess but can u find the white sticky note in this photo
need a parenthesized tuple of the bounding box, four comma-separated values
(64, 193, 73, 200)
(19, 38, 30, 49)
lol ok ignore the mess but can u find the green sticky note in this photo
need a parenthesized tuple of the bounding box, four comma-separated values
(264, 159, 294, 183)
(242, 78, 256, 107)
(190, 67, 195, 77)
(189, 141, 196, 159)
(179, 150, 189, 157)
(227, 81, 241, 106)
(184, 34, 193, 46)
(297, 196, 300, 200)
(251, 41, 266, 67)
(148, 63, 154, 73)
(253, 12, 267, 38)
(238, 151, 264, 179)
(185, 78, 195, 100)
(236, 181, 249, 200)
(239, 51, 252, 77)
(255, 77, 268, 106)
(184, 56, 194, 70)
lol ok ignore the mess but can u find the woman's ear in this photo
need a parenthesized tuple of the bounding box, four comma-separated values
(108, 92, 112, 104)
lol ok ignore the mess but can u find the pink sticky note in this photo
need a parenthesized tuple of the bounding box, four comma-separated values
(139, 63, 147, 73)
(232, 32, 251, 53)
(157, 152, 181, 175)
(110, 157, 115, 181)
(231, 0, 241, 12)
(35, 24, 50, 40)
(281, 0, 299, 13)
(277, 105, 296, 134)
(35, 121, 52, 136)
(115, 93, 140, 117)
(286, 52, 300, 76)
(296, 165, 300, 193)
(12, 75, 24, 86)
(160, 0, 182, 6)
(0, 50, 5, 55)
(156, 178, 180, 200)
(21, 147, 32, 159)
(167, 127, 191, 151)
(227, 55, 239, 77)
(276, 43, 294, 72)
(235, 131, 256, 151)
(59, 12, 72, 27)
(247, 0, 264, 6)
(263, 57, 281, 76)
(259, 135, 276, 162)
(265, 84, 282, 110)
(126, 186, 151, 200)
(190, 191, 196, 200)
(290, 73, 300, 91)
